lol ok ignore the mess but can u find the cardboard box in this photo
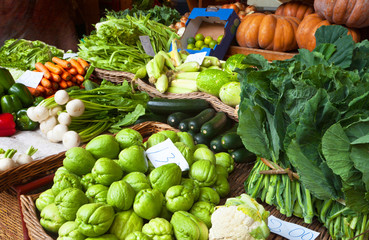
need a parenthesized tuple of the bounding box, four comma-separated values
(173, 7, 240, 60)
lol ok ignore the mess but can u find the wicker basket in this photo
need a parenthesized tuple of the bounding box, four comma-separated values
(135, 78, 239, 121)
(93, 68, 135, 83)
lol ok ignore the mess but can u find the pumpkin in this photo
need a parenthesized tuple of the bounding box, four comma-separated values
(296, 13, 360, 51)
(314, 0, 369, 28)
(275, 1, 314, 21)
(236, 13, 301, 52)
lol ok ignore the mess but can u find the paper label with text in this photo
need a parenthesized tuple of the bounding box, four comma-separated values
(139, 36, 155, 57)
(184, 52, 207, 65)
(16, 70, 44, 88)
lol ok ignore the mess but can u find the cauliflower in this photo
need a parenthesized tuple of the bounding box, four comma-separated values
(209, 194, 270, 240)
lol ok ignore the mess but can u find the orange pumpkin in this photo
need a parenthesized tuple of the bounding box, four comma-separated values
(296, 13, 361, 51)
(236, 13, 300, 52)
(314, 0, 369, 28)
(275, 1, 314, 21)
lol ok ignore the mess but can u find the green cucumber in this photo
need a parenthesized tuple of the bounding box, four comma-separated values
(178, 118, 192, 132)
(193, 133, 210, 146)
(134, 113, 167, 124)
(221, 132, 243, 150)
(167, 112, 192, 128)
(200, 112, 228, 138)
(230, 148, 255, 163)
(147, 98, 210, 115)
(210, 135, 226, 153)
(188, 108, 216, 132)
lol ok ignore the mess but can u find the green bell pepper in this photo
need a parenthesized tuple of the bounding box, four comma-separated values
(1, 94, 23, 113)
(8, 83, 34, 107)
(0, 67, 15, 91)
(33, 96, 45, 106)
(16, 108, 39, 130)
(0, 84, 4, 99)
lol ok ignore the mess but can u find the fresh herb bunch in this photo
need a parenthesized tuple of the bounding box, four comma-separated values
(0, 39, 64, 70)
(238, 25, 369, 239)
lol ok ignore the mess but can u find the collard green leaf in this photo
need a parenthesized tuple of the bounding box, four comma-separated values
(342, 184, 369, 214)
(350, 145, 369, 191)
(350, 40, 369, 72)
(241, 54, 270, 70)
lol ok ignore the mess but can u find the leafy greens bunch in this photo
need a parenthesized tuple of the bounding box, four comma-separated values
(78, 15, 178, 73)
(0, 39, 64, 70)
(238, 25, 369, 239)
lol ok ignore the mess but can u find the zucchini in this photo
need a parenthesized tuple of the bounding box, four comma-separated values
(193, 133, 210, 146)
(200, 112, 228, 138)
(230, 148, 256, 163)
(210, 135, 226, 153)
(167, 112, 192, 128)
(221, 132, 243, 150)
(178, 118, 192, 132)
(134, 113, 167, 124)
(147, 98, 209, 115)
(188, 108, 216, 132)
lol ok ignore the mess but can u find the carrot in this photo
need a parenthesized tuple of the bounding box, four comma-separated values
(35, 62, 51, 79)
(27, 86, 41, 96)
(71, 76, 77, 83)
(51, 73, 61, 82)
(52, 57, 71, 69)
(40, 78, 52, 88)
(66, 81, 74, 87)
(56, 65, 71, 81)
(70, 59, 85, 75)
(51, 82, 59, 90)
(36, 85, 46, 94)
(44, 87, 54, 96)
(44, 62, 62, 75)
(75, 74, 84, 82)
(59, 80, 68, 89)
(77, 58, 89, 71)
(67, 67, 78, 75)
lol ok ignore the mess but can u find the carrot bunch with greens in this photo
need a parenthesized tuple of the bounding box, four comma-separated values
(28, 57, 90, 97)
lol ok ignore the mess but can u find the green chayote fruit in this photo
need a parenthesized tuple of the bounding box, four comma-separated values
(215, 164, 228, 179)
(81, 173, 96, 191)
(122, 172, 151, 193)
(189, 201, 215, 228)
(177, 132, 195, 151)
(146, 133, 168, 149)
(198, 187, 220, 205)
(86, 134, 120, 159)
(159, 130, 179, 143)
(133, 188, 163, 220)
(212, 174, 230, 198)
(115, 128, 143, 149)
(174, 142, 194, 167)
(149, 163, 182, 194)
(159, 200, 173, 221)
(55, 187, 89, 221)
(118, 145, 148, 173)
(215, 152, 234, 173)
(54, 167, 73, 181)
(107, 180, 135, 211)
(63, 147, 96, 176)
(52, 173, 83, 196)
(40, 203, 67, 233)
(142, 218, 173, 240)
(194, 144, 209, 150)
(126, 231, 152, 240)
(165, 185, 194, 213)
(109, 210, 143, 240)
(170, 211, 208, 240)
(86, 184, 109, 204)
(57, 221, 85, 240)
(36, 189, 55, 212)
(189, 160, 217, 187)
(193, 148, 215, 164)
(76, 203, 115, 237)
(85, 234, 118, 240)
(92, 158, 123, 186)
(181, 178, 200, 202)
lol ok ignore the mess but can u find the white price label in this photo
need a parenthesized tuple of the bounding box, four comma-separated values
(184, 52, 207, 65)
(63, 52, 78, 59)
(139, 36, 155, 57)
(146, 139, 189, 171)
(268, 215, 320, 240)
(16, 70, 44, 88)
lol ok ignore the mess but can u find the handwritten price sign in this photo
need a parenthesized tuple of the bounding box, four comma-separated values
(145, 139, 189, 171)
(268, 215, 320, 240)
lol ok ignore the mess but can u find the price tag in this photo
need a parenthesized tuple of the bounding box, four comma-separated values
(139, 36, 155, 57)
(16, 70, 44, 88)
(146, 139, 189, 171)
(184, 52, 207, 65)
(63, 52, 78, 59)
(268, 216, 320, 240)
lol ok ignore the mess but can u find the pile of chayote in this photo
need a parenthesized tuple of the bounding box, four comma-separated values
(36, 128, 235, 240)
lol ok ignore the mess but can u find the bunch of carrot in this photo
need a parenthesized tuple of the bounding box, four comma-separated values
(28, 57, 90, 97)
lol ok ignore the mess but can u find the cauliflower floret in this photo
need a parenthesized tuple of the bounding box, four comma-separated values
(209, 205, 262, 240)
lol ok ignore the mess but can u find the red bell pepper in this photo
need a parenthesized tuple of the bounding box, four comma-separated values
(0, 113, 16, 137)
